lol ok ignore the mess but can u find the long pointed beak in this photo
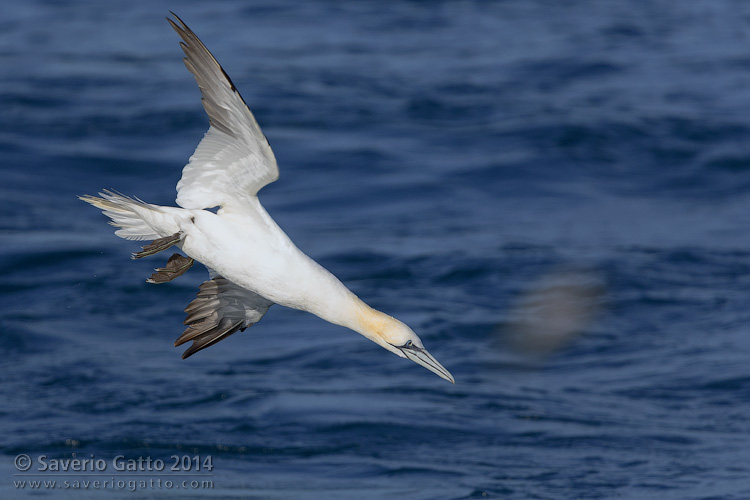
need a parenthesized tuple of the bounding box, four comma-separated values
(400, 346, 455, 384)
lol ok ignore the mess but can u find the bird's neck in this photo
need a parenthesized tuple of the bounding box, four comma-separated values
(311, 288, 393, 343)
(290, 259, 397, 346)
(351, 300, 395, 342)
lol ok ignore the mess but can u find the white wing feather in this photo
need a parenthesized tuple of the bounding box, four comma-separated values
(168, 14, 279, 209)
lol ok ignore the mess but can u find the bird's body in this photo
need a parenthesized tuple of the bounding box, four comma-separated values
(183, 201, 362, 327)
(81, 13, 453, 383)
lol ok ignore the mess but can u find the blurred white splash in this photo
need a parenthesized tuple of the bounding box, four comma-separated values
(501, 267, 605, 358)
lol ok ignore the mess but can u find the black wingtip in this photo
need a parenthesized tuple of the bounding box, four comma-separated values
(166, 12, 188, 34)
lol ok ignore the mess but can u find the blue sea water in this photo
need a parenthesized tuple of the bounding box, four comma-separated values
(3, 0, 750, 498)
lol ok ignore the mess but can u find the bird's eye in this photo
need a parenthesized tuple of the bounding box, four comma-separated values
(404, 340, 413, 348)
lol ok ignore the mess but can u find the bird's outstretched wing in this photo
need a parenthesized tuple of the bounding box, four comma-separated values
(176, 271, 274, 358)
(168, 13, 279, 210)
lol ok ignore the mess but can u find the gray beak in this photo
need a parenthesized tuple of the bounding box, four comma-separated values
(398, 345, 455, 384)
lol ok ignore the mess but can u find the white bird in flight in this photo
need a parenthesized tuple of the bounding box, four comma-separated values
(80, 13, 454, 383)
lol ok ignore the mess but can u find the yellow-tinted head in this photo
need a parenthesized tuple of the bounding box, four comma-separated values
(355, 304, 454, 383)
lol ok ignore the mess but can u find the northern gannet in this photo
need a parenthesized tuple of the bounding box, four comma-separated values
(80, 13, 454, 383)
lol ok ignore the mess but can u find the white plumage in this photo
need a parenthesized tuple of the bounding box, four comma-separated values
(80, 13, 454, 383)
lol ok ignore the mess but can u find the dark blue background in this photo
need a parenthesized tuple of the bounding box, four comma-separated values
(3, 1, 750, 498)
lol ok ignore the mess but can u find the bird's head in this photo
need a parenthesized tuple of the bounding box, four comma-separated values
(355, 305, 455, 383)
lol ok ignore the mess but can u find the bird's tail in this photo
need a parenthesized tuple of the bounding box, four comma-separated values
(79, 190, 180, 241)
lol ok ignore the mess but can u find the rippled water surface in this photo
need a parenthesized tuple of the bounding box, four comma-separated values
(3, 1, 750, 498)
